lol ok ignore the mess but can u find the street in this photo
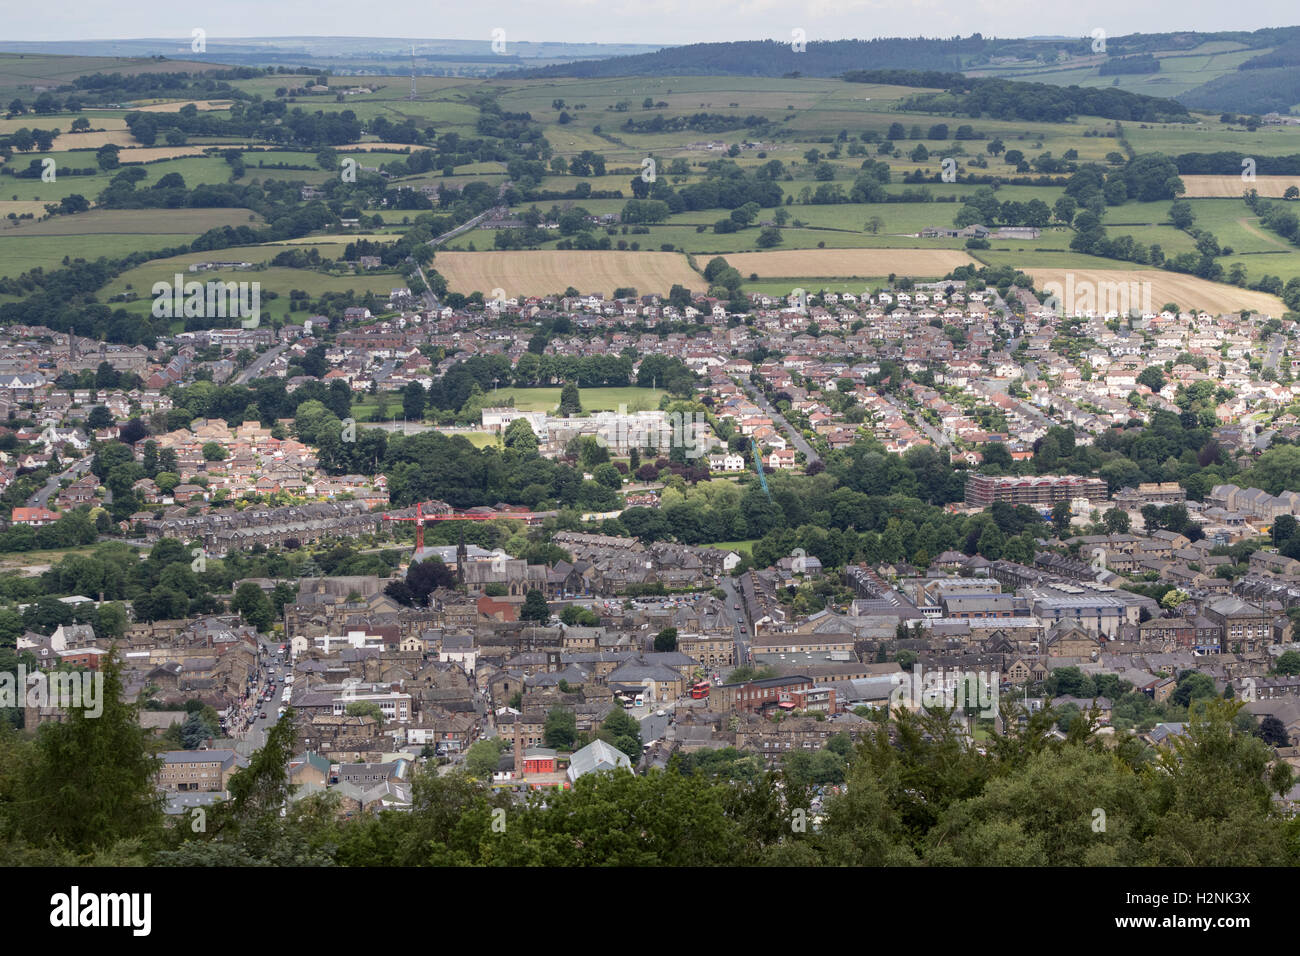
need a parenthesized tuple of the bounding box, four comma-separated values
(27, 456, 94, 508)
(638, 705, 672, 745)
(737, 378, 822, 465)
(234, 343, 288, 385)
(882, 392, 951, 448)
(719, 576, 751, 667)
(236, 637, 288, 750)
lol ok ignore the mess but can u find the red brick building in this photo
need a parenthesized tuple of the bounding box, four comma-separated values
(708, 675, 817, 714)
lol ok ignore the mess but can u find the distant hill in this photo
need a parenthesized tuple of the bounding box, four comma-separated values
(0, 37, 669, 80)
(510, 28, 1300, 113)
(842, 69, 1191, 123)
(1179, 68, 1300, 114)
(1177, 35, 1300, 113)
(510, 38, 977, 78)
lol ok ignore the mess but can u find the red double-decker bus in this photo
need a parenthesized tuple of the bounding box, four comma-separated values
(690, 681, 711, 700)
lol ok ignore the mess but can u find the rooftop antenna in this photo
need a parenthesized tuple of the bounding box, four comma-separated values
(409, 45, 418, 101)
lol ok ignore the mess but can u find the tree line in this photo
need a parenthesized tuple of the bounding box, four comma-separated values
(2, 664, 1291, 867)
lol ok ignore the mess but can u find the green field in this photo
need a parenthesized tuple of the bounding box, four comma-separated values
(491, 386, 667, 413)
(0, 153, 239, 203)
(0, 233, 206, 278)
(0, 53, 215, 99)
(966, 40, 1267, 100)
(701, 539, 759, 556)
(5, 53, 1300, 314)
(0, 207, 261, 237)
(102, 244, 404, 304)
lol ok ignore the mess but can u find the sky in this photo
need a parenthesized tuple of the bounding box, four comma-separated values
(3, 0, 1296, 46)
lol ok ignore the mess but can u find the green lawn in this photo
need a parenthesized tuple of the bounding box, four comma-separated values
(701, 539, 759, 555)
(491, 386, 666, 413)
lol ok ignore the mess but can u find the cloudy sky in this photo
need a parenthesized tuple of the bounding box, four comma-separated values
(5, 0, 1296, 45)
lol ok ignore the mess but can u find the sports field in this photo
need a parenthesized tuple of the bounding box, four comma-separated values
(491, 387, 667, 413)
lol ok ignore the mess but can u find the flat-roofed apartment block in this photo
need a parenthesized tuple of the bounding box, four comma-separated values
(965, 474, 1108, 508)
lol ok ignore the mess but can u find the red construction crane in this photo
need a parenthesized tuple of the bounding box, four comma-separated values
(381, 501, 532, 551)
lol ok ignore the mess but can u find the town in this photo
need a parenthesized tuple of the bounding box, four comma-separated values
(1, 9, 1299, 878)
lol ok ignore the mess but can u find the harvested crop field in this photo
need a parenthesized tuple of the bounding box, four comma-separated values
(722, 248, 977, 278)
(116, 146, 220, 162)
(337, 142, 435, 152)
(132, 100, 234, 112)
(53, 130, 140, 149)
(434, 250, 701, 297)
(0, 200, 53, 220)
(1180, 175, 1300, 198)
(1024, 268, 1286, 316)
